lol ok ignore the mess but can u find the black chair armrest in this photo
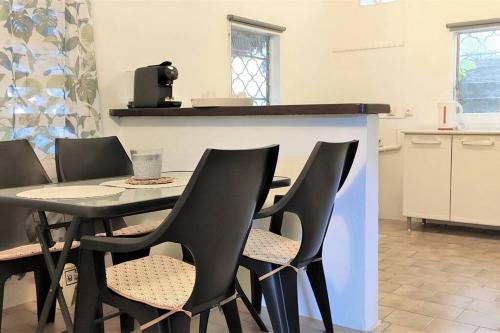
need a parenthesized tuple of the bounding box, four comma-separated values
(254, 195, 287, 220)
(80, 234, 151, 253)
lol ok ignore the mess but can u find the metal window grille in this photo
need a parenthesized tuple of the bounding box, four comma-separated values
(456, 28, 500, 113)
(231, 29, 270, 105)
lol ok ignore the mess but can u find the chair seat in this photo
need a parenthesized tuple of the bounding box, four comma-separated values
(106, 255, 195, 310)
(243, 229, 300, 266)
(0, 242, 80, 262)
(96, 221, 162, 237)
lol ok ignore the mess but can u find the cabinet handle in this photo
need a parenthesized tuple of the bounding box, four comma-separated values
(411, 138, 441, 145)
(461, 139, 495, 146)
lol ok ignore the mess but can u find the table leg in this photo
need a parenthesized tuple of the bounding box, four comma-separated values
(36, 216, 81, 333)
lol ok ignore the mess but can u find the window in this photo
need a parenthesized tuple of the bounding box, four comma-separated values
(455, 27, 500, 114)
(360, 0, 396, 5)
(231, 29, 271, 105)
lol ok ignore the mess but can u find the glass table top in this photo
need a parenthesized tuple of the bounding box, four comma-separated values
(0, 171, 290, 219)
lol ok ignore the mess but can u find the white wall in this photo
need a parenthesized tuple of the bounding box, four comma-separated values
(327, 0, 500, 220)
(92, 2, 381, 330)
(92, 0, 338, 138)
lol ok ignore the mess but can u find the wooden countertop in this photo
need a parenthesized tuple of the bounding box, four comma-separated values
(109, 103, 390, 117)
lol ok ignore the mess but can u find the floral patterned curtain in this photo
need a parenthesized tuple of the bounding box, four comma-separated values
(0, 0, 101, 169)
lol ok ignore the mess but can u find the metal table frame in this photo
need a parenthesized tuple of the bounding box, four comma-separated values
(0, 172, 290, 332)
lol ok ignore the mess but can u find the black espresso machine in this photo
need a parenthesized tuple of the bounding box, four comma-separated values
(129, 61, 182, 108)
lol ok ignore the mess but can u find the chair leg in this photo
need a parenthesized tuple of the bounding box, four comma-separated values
(307, 261, 334, 332)
(250, 272, 263, 313)
(34, 269, 56, 324)
(279, 267, 300, 333)
(166, 312, 190, 333)
(111, 247, 151, 332)
(74, 250, 102, 333)
(221, 298, 242, 333)
(260, 270, 288, 333)
(0, 276, 6, 332)
(199, 310, 209, 333)
(235, 280, 268, 332)
(120, 311, 136, 333)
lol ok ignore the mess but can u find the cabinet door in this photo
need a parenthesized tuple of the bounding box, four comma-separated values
(451, 135, 500, 226)
(403, 134, 451, 220)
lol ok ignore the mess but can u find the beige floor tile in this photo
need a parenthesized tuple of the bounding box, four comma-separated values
(380, 270, 396, 281)
(373, 321, 390, 332)
(383, 323, 428, 333)
(447, 274, 489, 287)
(476, 328, 500, 333)
(424, 292, 473, 308)
(393, 285, 436, 300)
(380, 281, 402, 293)
(380, 291, 390, 301)
(2, 309, 38, 331)
(413, 300, 464, 321)
(385, 310, 433, 330)
(457, 286, 500, 302)
(380, 295, 421, 312)
(379, 305, 395, 319)
(468, 299, 500, 316)
(424, 318, 477, 333)
(456, 309, 500, 330)
(387, 274, 426, 288)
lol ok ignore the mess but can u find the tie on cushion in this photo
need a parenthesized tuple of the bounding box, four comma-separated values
(106, 255, 195, 310)
(96, 221, 162, 237)
(0, 242, 80, 261)
(243, 228, 300, 265)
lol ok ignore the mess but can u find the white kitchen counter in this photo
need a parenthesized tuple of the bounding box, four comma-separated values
(110, 105, 382, 331)
(402, 129, 500, 135)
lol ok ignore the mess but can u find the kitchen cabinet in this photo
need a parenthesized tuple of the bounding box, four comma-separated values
(451, 135, 500, 226)
(403, 130, 500, 228)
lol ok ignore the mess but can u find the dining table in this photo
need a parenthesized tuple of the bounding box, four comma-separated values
(0, 171, 291, 333)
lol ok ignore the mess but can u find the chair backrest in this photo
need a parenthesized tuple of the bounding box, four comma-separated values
(147, 145, 279, 313)
(283, 141, 358, 266)
(0, 140, 50, 250)
(55, 136, 133, 182)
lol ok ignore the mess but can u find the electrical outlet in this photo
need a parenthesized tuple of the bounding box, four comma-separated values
(64, 267, 78, 286)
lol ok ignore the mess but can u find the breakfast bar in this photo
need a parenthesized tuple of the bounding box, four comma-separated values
(109, 103, 388, 331)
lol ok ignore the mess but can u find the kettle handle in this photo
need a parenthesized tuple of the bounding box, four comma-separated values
(453, 101, 465, 129)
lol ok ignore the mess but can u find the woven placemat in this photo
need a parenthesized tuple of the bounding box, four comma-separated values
(100, 177, 189, 189)
(126, 177, 175, 185)
(17, 185, 125, 199)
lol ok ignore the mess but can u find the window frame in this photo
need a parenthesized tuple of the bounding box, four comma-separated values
(452, 25, 500, 127)
(229, 23, 280, 105)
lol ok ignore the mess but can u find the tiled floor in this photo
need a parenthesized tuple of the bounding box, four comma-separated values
(4, 219, 500, 332)
(379, 219, 500, 333)
(1, 300, 356, 332)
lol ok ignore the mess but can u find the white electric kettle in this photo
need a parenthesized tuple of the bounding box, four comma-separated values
(437, 101, 464, 130)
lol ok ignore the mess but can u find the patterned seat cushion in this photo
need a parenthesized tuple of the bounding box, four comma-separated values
(243, 228, 300, 265)
(106, 255, 195, 310)
(0, 242, 80, 262)
(96, 221, 161, 237)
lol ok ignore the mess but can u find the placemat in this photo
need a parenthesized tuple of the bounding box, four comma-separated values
(100, 177, 189, 189)
(17, 185, 125, 199)
(126, 177, 175, 185)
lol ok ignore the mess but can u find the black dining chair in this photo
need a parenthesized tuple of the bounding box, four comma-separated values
(0, 139, 79, 331)
(73, 145, 279, 333)
(237, 141, 358, 333)
(55, 136, 162, 248)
